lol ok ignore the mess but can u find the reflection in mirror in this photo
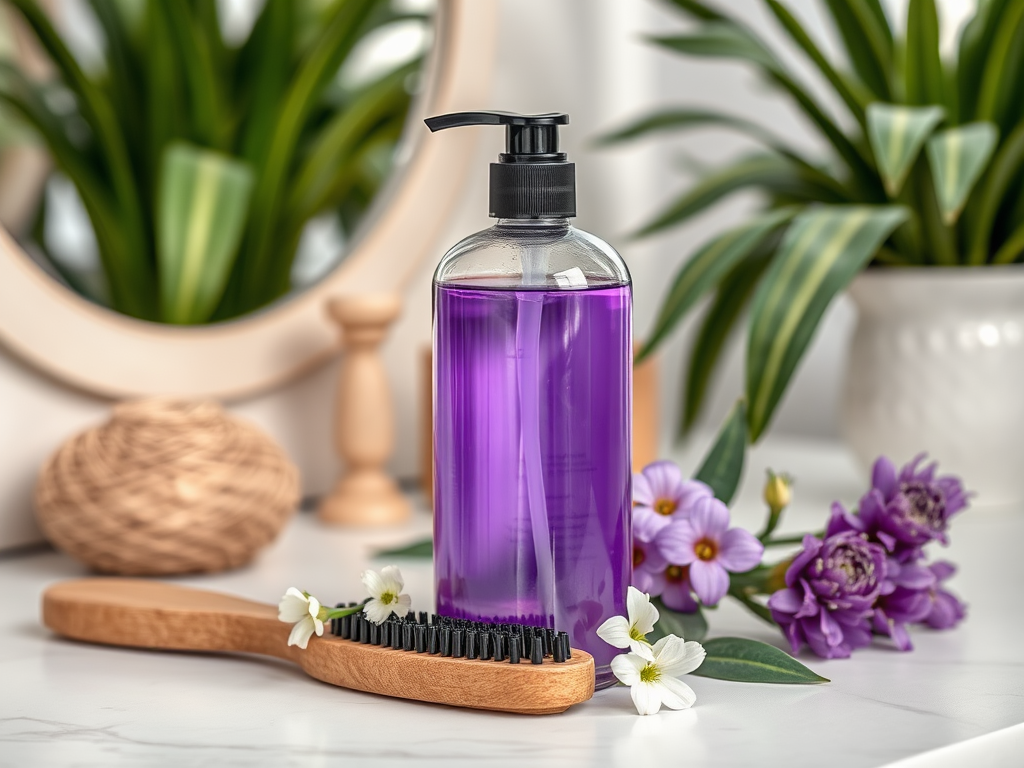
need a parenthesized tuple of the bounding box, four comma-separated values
(0, 0, 433, 324)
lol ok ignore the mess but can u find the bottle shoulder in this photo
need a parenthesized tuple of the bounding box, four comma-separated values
(433, 220, 631, 289)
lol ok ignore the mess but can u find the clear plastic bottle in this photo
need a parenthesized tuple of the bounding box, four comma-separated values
(427, 113, 631, 689)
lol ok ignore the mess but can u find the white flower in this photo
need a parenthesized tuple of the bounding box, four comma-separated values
(361, 565, 412, 624)
(278, 587, 325, 649)
(611, 635, 706, 715)
(597, 586, 660, 660)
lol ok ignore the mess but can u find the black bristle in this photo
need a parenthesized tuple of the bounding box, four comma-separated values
(522, 629, 532, 659)
(466, 630, 478, 659)
(379, 622, 390, 646)
(402, 623, 414, 651)
(391, 622, 402, 649)
(418, 611, 428, 625)
(479, 632, 492, 660)
(452, 629, 464, 657)
(542, 628, 553, 656)
(559, 631, 571, 659)
(427, 625, 440, 654)
(440, 627, 453, 657)
(415, 624, 427, 653)
(369, 621, 380, 645)
(509, 634, 521, 664)
(359, 615, 370, 644)
(340, 614, 352, 639)
(552, 634, 566, 662)
(406, 611, 416, 622)
(493, 634, 506, 662)
(531, 637, 544, 664)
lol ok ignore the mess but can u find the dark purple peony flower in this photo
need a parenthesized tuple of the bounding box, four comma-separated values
(767, 531, 887, 659)
(870, 558, 936, 650)
(863, 454, 969, 556)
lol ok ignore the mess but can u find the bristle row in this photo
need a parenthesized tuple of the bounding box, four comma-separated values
(330, 605, 571, 664)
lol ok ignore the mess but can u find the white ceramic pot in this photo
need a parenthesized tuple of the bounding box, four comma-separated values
(841, 266, 1024, 506)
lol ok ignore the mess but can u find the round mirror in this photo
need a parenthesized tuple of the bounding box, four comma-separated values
(0, 0, 496, 398)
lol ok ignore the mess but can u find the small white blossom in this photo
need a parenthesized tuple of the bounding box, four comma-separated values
(361, 565, 412, 624)
(596, 586, 660, 660)
(611, 635, 706, 715)
(278, 587, 325, 649)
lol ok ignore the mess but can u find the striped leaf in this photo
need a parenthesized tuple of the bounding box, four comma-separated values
(974, 0, 1024, 132)
(694, 400, 747, 506)
(746, 206, 909, 441)
(866, 103, 944, 196)
(966, 123, 1024, 263)
(821, 0, 893, 100)
(926, 123, 998, 225)
(638, 208, 796, 361)
(157, 143, 255, 324)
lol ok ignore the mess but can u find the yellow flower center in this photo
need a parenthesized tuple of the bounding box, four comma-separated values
(694, 538, 718, 561)
(639, 663, 660, 684)
(665, 564, 688, 583)
(380, 591, 397, 605)
(628, 625, 648, 644)
(654, 498, 677, 516)
(633, 546, 646, 567)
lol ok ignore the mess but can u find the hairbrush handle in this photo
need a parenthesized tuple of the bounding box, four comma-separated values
(42, 579, 595, 715)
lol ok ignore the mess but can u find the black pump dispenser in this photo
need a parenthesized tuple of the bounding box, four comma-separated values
(424, 111, 576, 219)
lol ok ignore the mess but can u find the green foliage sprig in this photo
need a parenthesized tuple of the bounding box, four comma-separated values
(0, 0, 422, 323)
(602, 0, 1024, 440)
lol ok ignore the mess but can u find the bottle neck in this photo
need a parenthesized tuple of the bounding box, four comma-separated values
(494, 217, 570, 231)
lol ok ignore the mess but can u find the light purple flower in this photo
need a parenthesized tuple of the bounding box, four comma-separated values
(660, 564, 699, 613)
(631, 507, 669, 597)
(871, 558, 936, 651)
(767, 531, 886, 659)
(656, 496, 764, 606)
(633, 460, 712, 520)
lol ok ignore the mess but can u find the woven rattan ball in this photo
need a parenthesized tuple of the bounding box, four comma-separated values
(35, 399, 301, 575)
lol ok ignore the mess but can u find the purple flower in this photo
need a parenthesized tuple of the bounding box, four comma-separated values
(922, 561, 966, 630)
(865, 454, 969, 555)
(631, 507, 669, 597)
(767, 531, 886, 659)
(656, 496, 764, 606)
(871, 559, 936, 651)
(661, 565, 699, 613)
(633, 460, 712, 520)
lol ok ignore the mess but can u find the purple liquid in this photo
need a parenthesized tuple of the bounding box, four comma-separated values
(433, 281, 632, 687)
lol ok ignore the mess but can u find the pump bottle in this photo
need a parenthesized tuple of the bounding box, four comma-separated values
(426, 111, 631, 688)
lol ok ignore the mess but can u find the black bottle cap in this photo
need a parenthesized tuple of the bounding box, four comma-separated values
(424, 111, 575, 219)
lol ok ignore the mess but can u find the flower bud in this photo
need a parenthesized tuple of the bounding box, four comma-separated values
(763, 470, 793, 514)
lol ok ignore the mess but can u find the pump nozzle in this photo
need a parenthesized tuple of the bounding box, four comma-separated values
(425, 110, 575, 219)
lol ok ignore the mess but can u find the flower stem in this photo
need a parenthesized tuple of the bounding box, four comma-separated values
(762, 533, 819, 547)
(727, 585, 776, 627)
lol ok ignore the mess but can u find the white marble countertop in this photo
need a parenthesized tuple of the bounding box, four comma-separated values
(2, 437, 1023, 767)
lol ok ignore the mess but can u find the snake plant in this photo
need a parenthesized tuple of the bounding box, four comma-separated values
(604, 0, 1024, 441)
(0, 0, 422, 323)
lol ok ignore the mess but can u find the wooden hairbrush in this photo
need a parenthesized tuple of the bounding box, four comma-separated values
(42, 579, 595, 715)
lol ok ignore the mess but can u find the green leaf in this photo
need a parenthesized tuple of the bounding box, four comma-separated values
(958, 0, 1012, 121)
(157, 143, 255, 324)
(967, 123, 1024, 263)
(692, 637, 829, 684)
(764, 0, 867, 124)
(650, 26, 877, 187)
(375, 538, 433, 558)
(821, 0, 893, 99)
(661, 0, 727, 21)
(649, 598, 707, 643)
(694, 400, 747, 505)
(925, 123, 998, 226)
(681, 248, 774, 436)
(866, 103, 944, 196)
(746, 206, 909, 441)
(634, 155, 841, 239)
(238, 0, 293, 170)
(974, 0, 1024, 131)
(905, 0, 946, 108)
(638, 208, 795, 362)
(992, 220, 1024, 264)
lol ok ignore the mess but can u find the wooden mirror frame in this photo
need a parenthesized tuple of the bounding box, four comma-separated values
(0, 0, 496, 400)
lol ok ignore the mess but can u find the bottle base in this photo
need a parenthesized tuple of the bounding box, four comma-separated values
(595, 666, 618, 691)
